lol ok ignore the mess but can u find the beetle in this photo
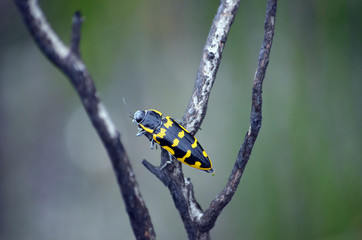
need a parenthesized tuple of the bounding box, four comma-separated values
(132, 109, 214, 173)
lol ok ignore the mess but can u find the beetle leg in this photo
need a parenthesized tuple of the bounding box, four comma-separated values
(150, 138, 155, 149)
(159, 153, 173, 170)
(136, 129, 146, 136)
(149, 139, 158, 150)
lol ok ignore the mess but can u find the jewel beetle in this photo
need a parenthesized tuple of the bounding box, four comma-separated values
(132, 109, 214, 173)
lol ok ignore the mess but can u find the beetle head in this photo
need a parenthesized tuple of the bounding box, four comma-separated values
(133, 110, 145, 124)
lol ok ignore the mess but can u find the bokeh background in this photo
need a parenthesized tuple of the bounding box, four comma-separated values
(1, 0, 361, 239)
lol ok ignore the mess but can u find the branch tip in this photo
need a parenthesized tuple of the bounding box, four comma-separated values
(74, 10, 82, 20)
(70, 10, 83, 56)
(142, 159, 163, 180)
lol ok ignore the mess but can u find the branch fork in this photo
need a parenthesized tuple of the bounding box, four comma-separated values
(143, 0, 277, 238)
(15, 0, 277, 239)
(15, 0, 155, 239)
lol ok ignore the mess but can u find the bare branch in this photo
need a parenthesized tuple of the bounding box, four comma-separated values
(200, 0, 277, 231)
(14, 0, 155, 239)
(15, 0, 277, 238)
(183, 0, 241, 135)
(143, 0, 242, 239)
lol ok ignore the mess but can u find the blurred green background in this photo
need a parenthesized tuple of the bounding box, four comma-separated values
(1, 0, 361, 239)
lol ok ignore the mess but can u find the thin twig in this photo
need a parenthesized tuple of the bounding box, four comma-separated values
(200, 0, 277, 231)
(14, 0, 155, 239)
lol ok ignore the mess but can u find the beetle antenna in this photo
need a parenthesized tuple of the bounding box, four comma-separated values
(123, 98, 134, 118)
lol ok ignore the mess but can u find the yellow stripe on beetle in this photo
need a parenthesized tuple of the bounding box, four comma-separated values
(178, 130, 185, 139)
(178, 124, 190, 133)
(162, 145, 175, 155)
(148, 109, 162, 116)
(191, 139, 198, 148)
(194, 161, 201, 168)
(177, 150, 191, 162)
(155, 128, 166, 138)
(171, 139, 179, 147)
(140, 124, 154, 134)
(164, 116, 173, 129)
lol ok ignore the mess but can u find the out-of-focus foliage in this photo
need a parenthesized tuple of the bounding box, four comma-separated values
(1, 0, 361, 239)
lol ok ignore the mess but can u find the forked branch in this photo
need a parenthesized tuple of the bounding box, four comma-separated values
(200, 0, 277, 231)
(144, 0, 277, 238)
(15, 0, 277, 239)
(14, 0, 155, 239)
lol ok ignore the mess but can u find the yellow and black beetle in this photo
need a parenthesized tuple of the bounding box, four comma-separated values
(132, 109, 214, 173)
